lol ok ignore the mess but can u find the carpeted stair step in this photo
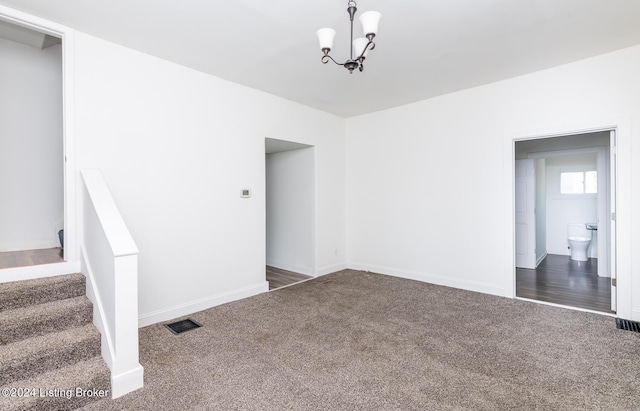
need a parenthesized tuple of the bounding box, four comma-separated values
(0, 324, 101, 386)
(0, 273, 85, 312)
(0, 295, 93, 344)
(0, 356, 111, 411)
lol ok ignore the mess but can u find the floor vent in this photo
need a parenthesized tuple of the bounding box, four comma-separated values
(615, 318, 640, 333)
(165, 318, 202, 335)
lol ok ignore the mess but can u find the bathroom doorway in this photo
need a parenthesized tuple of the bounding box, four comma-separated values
(265, 138, 316, 290)
(513, 130, 616, 314)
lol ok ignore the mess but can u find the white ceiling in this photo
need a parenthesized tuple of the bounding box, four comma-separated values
(2, 0, 640, 118)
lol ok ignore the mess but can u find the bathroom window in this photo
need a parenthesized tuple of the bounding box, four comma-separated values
(561, 171, 597, 194)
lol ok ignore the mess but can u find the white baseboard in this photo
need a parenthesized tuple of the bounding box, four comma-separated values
(316, 263, 347, 276)
(111, 365, 144, 399)
(549, 249, 599, 259)
(138, 281, 269, 327)
(266, 260, 315, 276)
(347, 262, 505, 297)
(266, 261, 347, 277)
(0, 261, 80, 283)
(536, 251, 548, 267)
(631, 310, 640, 322)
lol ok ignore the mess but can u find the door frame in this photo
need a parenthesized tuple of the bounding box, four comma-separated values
(264, 138, 317, 280)
(504, 119, 631, 319)
(608, 130, 617, 312)
(0, 6, 78, 279)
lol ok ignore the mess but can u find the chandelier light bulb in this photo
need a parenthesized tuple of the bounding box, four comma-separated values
(316, 28, 336, 53)
(359, 11, 381, 38)
(353, 38, 370, 58)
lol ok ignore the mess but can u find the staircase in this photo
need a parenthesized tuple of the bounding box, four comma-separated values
(0, 273, 110, 410)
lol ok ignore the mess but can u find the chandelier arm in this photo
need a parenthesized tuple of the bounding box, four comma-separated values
(355, 40, 375, 62)
(321, 54, 344, 66)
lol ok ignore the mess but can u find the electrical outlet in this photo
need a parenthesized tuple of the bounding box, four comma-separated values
(335, 249, 338, 256)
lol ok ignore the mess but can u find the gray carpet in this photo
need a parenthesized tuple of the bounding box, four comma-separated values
(0, 273, 109, 410)
(84, 270, 640, 410)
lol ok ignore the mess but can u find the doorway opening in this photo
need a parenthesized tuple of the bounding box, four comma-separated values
(265, 138, 316, 290)
(0, 19, 64, 270)
(514, 130, 616, 314)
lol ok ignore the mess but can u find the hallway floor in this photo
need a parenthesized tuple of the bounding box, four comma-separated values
(0, 248, 64, 270)
(516, 254, 613, 314)
(266, 266, 312, 290)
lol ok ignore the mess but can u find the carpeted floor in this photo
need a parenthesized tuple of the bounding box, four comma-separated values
(84, 270, 640, 410)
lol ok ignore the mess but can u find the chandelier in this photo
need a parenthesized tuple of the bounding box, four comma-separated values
(316, 1, 381, 73)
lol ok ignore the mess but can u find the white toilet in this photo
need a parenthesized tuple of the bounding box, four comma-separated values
(567, 223, 592, 262)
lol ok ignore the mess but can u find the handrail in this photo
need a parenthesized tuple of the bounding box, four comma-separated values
(82, 170, 138, 257)
(81, 169, 143, 398)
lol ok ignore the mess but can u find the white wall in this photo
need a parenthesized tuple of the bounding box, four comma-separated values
(346, 45, 640, 319)
(0, 37, 62, 251)
(72, 33, 346, 325)
(266, 147, 315, 275)
(545, 154, 597, 257)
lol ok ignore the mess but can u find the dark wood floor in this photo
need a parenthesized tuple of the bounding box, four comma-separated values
(266, 266, 312, 290)
(0, 247, 64, 270)
(516, 254, 613, 314)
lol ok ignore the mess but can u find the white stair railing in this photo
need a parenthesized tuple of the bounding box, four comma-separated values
(81, 169, 143, 398)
